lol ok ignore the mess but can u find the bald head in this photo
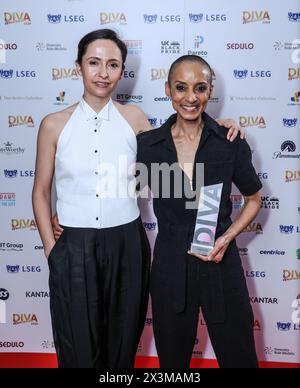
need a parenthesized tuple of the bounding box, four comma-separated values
(168, 55, 213, 86)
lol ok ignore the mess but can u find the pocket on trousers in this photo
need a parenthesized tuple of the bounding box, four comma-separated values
(47, 229, 65, 265)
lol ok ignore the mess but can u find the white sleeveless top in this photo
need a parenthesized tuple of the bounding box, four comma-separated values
(55, 98, 140, 228)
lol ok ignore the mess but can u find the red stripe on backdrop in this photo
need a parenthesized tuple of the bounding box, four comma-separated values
(0, 354, 299, 368)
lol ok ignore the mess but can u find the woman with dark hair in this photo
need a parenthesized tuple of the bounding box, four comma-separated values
(36, 29, 244, 368)
(137, 55, 262, 368)
(32, 29, 152, 368)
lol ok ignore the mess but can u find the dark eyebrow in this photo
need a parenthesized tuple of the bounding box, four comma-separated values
(175, 80, 209, 85)
(87, 56, 121, 62)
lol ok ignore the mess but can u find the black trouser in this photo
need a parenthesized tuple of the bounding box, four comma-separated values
(151, 250, 258, 368)
(48, 217, 150, 368)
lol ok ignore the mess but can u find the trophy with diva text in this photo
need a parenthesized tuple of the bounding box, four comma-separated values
(190, 183, 223, 255)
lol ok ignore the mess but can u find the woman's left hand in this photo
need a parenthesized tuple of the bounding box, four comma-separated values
(216, 118, 246, 142)
(188, 234, 232, 263)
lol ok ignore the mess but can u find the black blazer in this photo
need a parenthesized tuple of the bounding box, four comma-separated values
(137, 112, 262, 322)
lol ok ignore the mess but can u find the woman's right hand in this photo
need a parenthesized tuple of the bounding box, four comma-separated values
(51, 213, 64, 241)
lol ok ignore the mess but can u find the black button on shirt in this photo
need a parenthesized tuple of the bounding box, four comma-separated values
(137, 112, 262, 237)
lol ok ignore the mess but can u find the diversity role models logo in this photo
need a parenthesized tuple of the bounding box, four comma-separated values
(289, 92, 300, 105)
(54, 91, 68, 106)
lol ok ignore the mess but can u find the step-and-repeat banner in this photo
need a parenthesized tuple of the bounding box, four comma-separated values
(0, 0, 299, 364)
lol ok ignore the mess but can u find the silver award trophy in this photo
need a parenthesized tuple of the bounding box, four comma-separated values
(190, 183, 223, 255)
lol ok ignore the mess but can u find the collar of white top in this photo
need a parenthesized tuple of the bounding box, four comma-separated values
(80, 97, 111, 122)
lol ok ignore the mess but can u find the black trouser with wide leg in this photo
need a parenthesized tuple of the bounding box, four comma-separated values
(150, 225, 258, 369)
(48, 217, 150, 368)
